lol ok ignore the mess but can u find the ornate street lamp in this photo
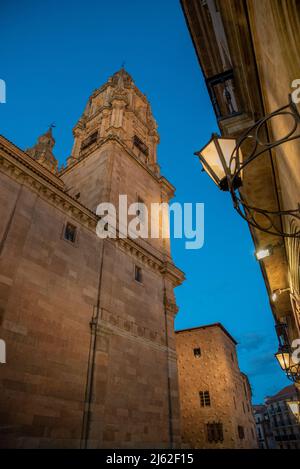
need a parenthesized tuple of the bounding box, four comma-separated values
(195, 95, 300, 238)
(274, 322, 300, 383)
(196, 135, 241, 191)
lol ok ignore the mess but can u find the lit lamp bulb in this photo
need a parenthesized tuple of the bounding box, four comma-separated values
(271, 292, 278, 302)
(255, 246, 273, 260)
(271, 287, 290, 302)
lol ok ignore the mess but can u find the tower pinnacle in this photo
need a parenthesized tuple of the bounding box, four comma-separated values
(26, 127, 58, 173)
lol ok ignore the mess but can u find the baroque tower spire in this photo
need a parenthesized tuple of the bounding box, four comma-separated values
(67, 69, 160, 176)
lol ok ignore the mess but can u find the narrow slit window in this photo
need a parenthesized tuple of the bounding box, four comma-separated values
(64, 223, 77, 243)
(238, 425, 245, 439)
(193, 347, 201, 358)
(134, 265, 143, 283)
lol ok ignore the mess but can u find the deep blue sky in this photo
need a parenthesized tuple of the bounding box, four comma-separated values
(0, 0, 289, 403)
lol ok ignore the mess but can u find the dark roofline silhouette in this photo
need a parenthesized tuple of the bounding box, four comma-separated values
(175, 322, 237, 345)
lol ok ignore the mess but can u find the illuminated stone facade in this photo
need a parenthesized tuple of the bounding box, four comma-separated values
(181, 0, 300, 387)
(0, 69, 184, 448)
(176, 323, 258, 448)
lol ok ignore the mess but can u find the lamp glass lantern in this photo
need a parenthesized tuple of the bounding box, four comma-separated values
(275, 322, 291, 372)
(195, 133, 242, 191)
(274, 322, 300, 381)
(275, 349, 292, 372)
(287, 400, 300, 423)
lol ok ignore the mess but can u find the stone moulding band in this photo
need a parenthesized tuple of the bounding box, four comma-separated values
(0, 136, 185, 286)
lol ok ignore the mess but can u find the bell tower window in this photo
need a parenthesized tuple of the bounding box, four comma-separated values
(81, 131, 98, 150)
(133, 135, 149, 157)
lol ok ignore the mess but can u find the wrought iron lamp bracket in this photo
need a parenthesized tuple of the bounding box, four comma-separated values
(227, 95, 300, 238)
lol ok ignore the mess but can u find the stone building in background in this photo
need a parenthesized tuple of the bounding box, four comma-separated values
(176, 323, 258, 448)
(181, 0, 300, 388)
(0, 69, 185, 448)
(253, 404, 276, 449)
(253, 385, 300, 450)
(263, 385, 300, 449)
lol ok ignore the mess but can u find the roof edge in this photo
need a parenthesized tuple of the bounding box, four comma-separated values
(175, 322, 237, 345)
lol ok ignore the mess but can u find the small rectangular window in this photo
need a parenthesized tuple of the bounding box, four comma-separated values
(193, 347, 201, 358)
(200, 390, 211, 407)
(134, 265, 142, 283)
(64, 223, 77, 243)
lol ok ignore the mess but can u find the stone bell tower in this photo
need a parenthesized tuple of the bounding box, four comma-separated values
(0, 69, 184, 449)
(61, 69, 175, 257)
(58, 69, 184, 448)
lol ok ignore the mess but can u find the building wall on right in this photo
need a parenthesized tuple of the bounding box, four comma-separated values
(176, 324, 258, 449)
(245, 0, 300, 336)
(180, 0, 300, 388)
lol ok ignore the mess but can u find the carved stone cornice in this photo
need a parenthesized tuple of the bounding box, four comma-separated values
(115, 237, 184, 286)
(0, 134, 185, 286)
(0, 135, 64, 189)
(60, 133, 167, 188)
(160, 260, 185, 287)
(0, 135, 99, 232)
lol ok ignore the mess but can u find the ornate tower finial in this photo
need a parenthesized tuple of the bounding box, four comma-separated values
(26, 127, 58, 174)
